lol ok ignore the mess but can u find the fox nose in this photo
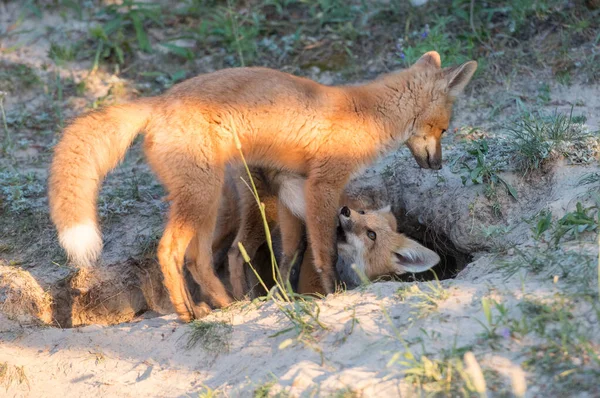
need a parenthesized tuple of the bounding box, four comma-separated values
(340, 206, 351, 217)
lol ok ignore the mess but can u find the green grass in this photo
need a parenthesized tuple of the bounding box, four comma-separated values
(85, 0, 163, 71)
(253, 379, 277, 398)
(326, 387, 359, 398)
(0, 92, 10, 153)
(397, 279, 449, 319)
(186, 320, 233, 352)
(453, 138, 517, 217)
(398, 15, 477, 68)
(499, 245, 597, 298)
(580, 172, 600, 197)
(506, 107, 591, 173)
(0, 62, 40, 93)
(383, 307, 488, 397)
(553, 202, 599, 245)
(10, 0, 596, 85)
(529, 202, 599, 246)
(252, 375, 291, 398)
(476, 297, 510, 346)
(198, 384, 222, 398)
(514, 298, 600, 381)
(48, 42, 77, 64)
(0, 170, 46, 215)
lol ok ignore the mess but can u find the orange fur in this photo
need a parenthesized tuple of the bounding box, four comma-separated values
(48, 51, 476, 321)
(333, 206, 440, 288)
(208, 168, 439, 297)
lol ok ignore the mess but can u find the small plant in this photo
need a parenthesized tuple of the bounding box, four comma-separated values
(397, 279, 449, 318)
(139, 70, 188, 89)
(0, 171, 46, 214)
(479, 224, 512, 239)
(0, 362, 30, 392)
(328, 387, 359, 398)
(532, 210, 553, 241)
(515, 298, 599, 377)
(198, 384, 221, 398)
(253, 379, 277, 398)
(456, 138, 518, 200)
(48, 42, 77, 64)
(476, 297, 510, 344)
(186, 320, 233, 352)
(87, 0, 163, 70)
(499, 246, 597, 295)
(552, 201, 599, 245)
(580, 172, 600, 196)
(0, 91, 10, 153)
(506, 108, 590, 173)
(193, 2, 263, 66)
(308, 0, 363, 28)
(398, 16, 476, 68)
(253, 376, 293, 398)
(384, 313, 488, 398)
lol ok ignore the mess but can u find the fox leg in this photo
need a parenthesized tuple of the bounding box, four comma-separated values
(147, 134, 228, 320)
(277, 202, 306, 292)
(227, 202, 266, 300)
(157, 205, 211, 322)
(186, 199, 234, 309)
(228, 168, 278, 300)
(304, 175, 348, 294)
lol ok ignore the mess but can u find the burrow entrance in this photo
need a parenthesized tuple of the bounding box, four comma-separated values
(393, 208, 473, 282)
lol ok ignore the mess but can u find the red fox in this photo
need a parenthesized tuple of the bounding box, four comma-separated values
(208, 168, 440, 297)
(297, 205, 441, 295)
(48, 51, 477, 321)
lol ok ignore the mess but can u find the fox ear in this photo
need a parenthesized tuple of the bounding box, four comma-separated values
(392, 238, 440, 274)
(444, 60, 478, 97)
(415, 51, 441, 69)
(376, 205, 397, 230)
(376, 204, 392, 214)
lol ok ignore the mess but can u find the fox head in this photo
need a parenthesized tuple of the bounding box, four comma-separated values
(381, 51, 477, 170)
(335, 205, 440, 289)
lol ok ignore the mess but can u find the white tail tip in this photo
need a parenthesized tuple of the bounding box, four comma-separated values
(58, 222, 102, 268)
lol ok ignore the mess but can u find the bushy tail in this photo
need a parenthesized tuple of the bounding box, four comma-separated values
(49, 99, 155, 267)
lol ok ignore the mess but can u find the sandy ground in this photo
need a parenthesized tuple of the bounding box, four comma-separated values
(1, 1, 599, 397)
(0, 274, 552, 397)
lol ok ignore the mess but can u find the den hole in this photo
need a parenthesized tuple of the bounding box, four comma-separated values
(393, 210, 472, 282)
(210, 211, 471, 296)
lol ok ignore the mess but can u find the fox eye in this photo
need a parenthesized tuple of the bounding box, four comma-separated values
(367, 230, 376, 241)
(358, 210, 365, 215)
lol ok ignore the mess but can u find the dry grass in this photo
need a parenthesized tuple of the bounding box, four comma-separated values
(66, 262, 171, 327)
(0, 263, 52, 324)
(0, 362, 30, 392)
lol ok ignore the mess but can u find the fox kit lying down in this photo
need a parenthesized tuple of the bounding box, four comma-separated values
(296, 205, 441, 294)
(333, 206, 440, 289)
(49, 51, 476, 321)
(208, 166, 440, 297)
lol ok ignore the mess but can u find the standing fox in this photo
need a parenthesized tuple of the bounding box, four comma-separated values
(49, 51, 476, 321)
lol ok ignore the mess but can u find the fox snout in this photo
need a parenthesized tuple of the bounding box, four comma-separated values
(340, 206, 351, 217)
(406, 135, 442, 170)
(338, 206, 354, 235)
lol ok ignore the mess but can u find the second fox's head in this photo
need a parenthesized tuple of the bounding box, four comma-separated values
(336, 205, 440, 288)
